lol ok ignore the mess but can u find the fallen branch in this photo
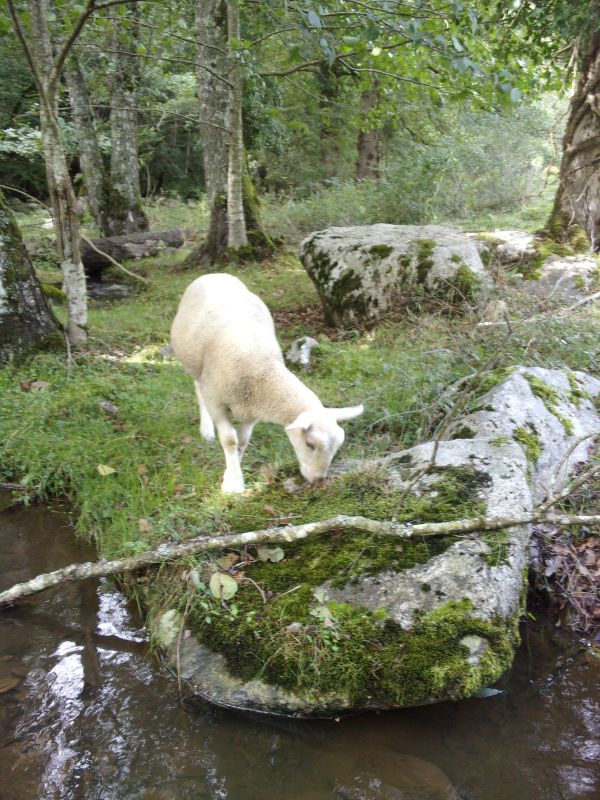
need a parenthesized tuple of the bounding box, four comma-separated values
(1, 509, 600, 607)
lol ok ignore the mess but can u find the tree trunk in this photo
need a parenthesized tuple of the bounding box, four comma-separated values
(64, 54, 110, 235)
(184, 0, 274, 267)
(548, 30, 600, 250)
(226, 0, 248, 252)
(28, 0, 88, 344)
(356, 84, 380, 180)
(0, 190, 59, 361)
(106, 3, 149, 236)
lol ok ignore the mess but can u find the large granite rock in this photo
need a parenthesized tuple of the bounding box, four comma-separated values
(444, 367, 600, 503)
(300, 224, 490, 327)
(154, 367, 600, 717)
(526, 255, 599, 302)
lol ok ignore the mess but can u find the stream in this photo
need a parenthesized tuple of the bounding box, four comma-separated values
(0, 495, 598, 800)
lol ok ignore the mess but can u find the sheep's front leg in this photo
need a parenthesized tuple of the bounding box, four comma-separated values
(194, 381, 215, 442)
(236, 420, 256, 463)
(216, 419, 245, 494)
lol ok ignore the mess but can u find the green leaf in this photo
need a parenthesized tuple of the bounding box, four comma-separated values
(257, 546, 285, 563)
(209, 572, 238, 600)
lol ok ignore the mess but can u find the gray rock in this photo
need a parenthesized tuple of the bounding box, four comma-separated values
(327, 439, 531, 628)
(444, 366, 600, 503)
(471, 230, 540, 264)
(526, 255, 599, 302)
(285, 336, 319, 369)
(300, 224, 490, 327)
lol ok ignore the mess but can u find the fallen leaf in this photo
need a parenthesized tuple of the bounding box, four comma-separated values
(29, 380, 50, 392)
(97, 464, 116, 476)
(0, 677, 19, 693)
(209, 572, 238, 600)
(216, 553, 238, 570)
(138, 464, 148, 474)
(263, 504, 277, 516)
(138, 518, 151, 533)
(257, 546, 285, 563)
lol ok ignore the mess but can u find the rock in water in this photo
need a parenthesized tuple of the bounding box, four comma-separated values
(300, 224, 490, 327)
(153, 366, 600, 717)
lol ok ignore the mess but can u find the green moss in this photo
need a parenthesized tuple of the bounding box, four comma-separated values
(41, 283, 67, 305)
(481, 529, 511, 566)
(513, 425, 542, 464)
(443, 264, 482, 303)
(184, 590, 517, 706)
(490, 435, 511, 447)
(369, 244, 393, 260)
(523, 372, 574, 435)
(415, 239, 436, 284)
(450, 424, 477, 440)
(566, 371, 591, 407)
(468, 366, 514, 399)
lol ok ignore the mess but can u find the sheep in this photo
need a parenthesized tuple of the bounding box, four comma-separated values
(170, 273, 363, 494)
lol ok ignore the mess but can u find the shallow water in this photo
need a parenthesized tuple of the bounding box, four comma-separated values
(0, 497, 598, 800)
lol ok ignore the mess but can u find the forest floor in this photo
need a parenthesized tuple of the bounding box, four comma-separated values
(2, 199, 599, 636)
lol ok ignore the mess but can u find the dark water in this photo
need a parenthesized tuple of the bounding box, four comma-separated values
(1, 497, 599, 800)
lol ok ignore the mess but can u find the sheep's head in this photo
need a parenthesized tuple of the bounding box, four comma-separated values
(285, 405, 364, 484)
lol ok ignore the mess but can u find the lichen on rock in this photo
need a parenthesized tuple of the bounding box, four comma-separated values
(300, 224, 490, 327)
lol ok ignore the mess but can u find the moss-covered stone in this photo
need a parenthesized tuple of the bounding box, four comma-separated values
(155, 464, 500, 705)
(566, 371, 591, 407)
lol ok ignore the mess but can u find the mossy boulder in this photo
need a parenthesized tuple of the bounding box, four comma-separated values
(153, 438, 530, 717)
(525, 255, 599, 302)
(299, 224, 490, 327)
(444, 366, 600, 503)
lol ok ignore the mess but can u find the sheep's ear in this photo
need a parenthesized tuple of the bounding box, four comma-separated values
(329, 404, 364, 422)
(285, 410, 316, 432)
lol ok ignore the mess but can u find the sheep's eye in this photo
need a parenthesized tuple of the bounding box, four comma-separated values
(306, 442, 316, 452)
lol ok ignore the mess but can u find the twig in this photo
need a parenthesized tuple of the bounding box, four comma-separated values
(80, 235, 149, 285)
(545, 434, 596, 505)
(2, 509, 600, 608)
(565, 288, 600, 312)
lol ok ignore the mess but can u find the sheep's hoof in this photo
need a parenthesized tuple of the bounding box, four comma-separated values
(221, 476, 245, 494)
(200, 425, 215, 442)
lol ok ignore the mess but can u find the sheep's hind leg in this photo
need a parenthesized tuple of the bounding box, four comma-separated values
(216, 419, 245, 494)
(237, 420, 256, 463)
(194, 381, 215, 442)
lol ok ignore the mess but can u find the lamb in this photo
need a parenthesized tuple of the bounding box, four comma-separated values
(170, 273, 363, 493)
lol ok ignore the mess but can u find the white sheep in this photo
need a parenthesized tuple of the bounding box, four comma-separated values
(170, 273, 363, 493)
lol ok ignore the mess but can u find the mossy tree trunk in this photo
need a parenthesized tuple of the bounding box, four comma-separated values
(0, 190, 59, 361)
(106, 3, 149, 236)
(26, 0, 88, 344)
(356, 83, 380, 181)
(547, 30, 600, 250)
(184, 0, 274, 268)
(64, 53, 110, 235)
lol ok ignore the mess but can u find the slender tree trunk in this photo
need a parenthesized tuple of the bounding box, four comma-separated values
(184, 0, 274, 267)
(226, 0, 248, 251)
(106, 3, 149, 236)
(0, 190, 59, 361)
(548, 30, 600, 250)
(64, 54, 110, 235)
(28, 0, 87, 343)
(356, 83, 380, 180)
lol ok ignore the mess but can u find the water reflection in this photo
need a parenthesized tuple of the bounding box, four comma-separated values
(0, 496, 598, 800)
